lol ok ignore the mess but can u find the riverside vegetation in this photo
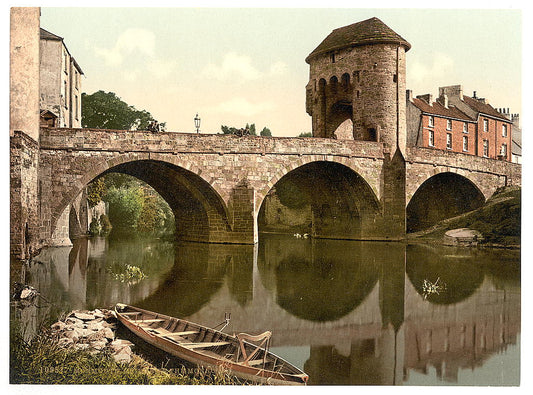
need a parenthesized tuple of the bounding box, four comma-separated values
(10, 311, 241, 385)
(409, 186, 521, 247)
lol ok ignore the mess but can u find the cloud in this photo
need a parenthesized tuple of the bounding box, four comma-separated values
(203, 52, 261, 81)
(93, 29, 177, 80)
(214, 97, 275, 117)
(93, 46, 123, 67)
(270, 61, 288, 75)
(203, 53, 288, 81)
(94, 28, 156, 67)
(123, 69, 139, 82)
(408, 52, 455, 85)
(148, 59, 178, 79)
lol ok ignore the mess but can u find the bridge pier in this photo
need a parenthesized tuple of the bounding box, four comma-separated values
(380, 150, 407, 239)
(227, 179, 258, 244)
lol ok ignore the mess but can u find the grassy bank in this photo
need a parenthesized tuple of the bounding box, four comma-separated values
(408, 186, 521, 247)
(10, 325, 240, 385)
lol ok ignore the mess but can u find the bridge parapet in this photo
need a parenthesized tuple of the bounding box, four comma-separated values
(406, 147, 521, 179)
(39, 128, 385, 159)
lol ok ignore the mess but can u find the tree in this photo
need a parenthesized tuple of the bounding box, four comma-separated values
(260, 127, 272, 136)
(246, 123, 257, 135)
(298, 132, 313, 137)
(82, 90, 161, 130)
(102, 173, 139, 190)
(137, 193, 175, 234)
(220, 123, 264, 136)
(86, 177, 106, 208)
(104, 186, 144, 232)
(221, 125, 238, 135)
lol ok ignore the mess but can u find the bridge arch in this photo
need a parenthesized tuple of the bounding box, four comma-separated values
(257, 159, 382, 240)
(257, 156, 381, 207)
(50, 155, 232, 243)
(406, 171, 485, 233)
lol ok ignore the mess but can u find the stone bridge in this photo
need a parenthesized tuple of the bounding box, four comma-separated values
(10, 127, 521, 257)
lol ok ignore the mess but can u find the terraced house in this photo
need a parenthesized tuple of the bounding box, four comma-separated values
(407, 85, 513, 161)
(39, 28, 84, 128)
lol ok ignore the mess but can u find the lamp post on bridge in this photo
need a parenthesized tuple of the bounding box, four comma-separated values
(194, 113, 201, 133)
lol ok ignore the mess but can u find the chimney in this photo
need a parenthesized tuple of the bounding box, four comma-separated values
(439, 85, 463, 101)
(438, 93, 449, 108)
(512, 114, 520, 128)
(406, 89, 413, 101)
(416, 94, 433, 105)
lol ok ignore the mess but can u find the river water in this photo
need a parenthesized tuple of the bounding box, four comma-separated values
(18, 234, 520, 385)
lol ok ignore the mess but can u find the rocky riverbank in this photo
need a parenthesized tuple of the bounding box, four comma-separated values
(49, 308, 134, 363)
(11, 307, 242, 384)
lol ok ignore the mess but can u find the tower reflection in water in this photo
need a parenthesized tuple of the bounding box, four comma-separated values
(25, 234, 520, 385)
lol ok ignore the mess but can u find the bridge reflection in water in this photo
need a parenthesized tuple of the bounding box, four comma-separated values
(24, 235, 520, 385)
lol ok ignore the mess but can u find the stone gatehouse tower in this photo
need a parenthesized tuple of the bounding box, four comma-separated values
(305, 17, 410, 155)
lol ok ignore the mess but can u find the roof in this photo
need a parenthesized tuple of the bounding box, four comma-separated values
(306, 17, 411, 63)
(40, 28, 63, 41)
(411, 98, 474, 121)
(40, 28, 84, 75)
(40, 109, 58, 118)
(463, 96, 510, 122)
(512, 139, 521, 156)
(512, 125, 522, 156)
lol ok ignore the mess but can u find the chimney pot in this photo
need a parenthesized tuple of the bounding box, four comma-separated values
(416, 94, 433, 104)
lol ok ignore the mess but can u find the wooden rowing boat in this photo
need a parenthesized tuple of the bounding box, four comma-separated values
(114, 304, 309, 385)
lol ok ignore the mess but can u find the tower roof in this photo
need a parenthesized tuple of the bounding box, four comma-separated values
(306, 17, 411, 63)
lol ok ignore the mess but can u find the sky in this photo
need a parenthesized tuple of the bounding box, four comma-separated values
(37, 3, 523, 137)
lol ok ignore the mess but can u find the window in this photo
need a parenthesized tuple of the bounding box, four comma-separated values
(463, 136, 468, 152)
(446, 119, 452, 130)
(483, 118, 488, 132)
(446, 133, 452, 149)
(502, 124, 508, 137)
(500, 143, 507, 157)
(75, 95, 79, 120)
(428, 130, 434, 147)
(428, 116, 434, 128)
(483, 140, 489, 157)
(463, 122, 468, 133)
(330, 53, 335, 63)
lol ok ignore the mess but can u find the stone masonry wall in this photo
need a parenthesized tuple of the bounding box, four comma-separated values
(10, 131, 40, 258)
(306, 43, 407, 156)
(405, 147, 521, 203)
(14, 128, 519, 255)
(38, 128, 386, 245)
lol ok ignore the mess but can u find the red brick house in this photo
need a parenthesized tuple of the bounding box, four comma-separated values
(407, 85, 513, 161)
